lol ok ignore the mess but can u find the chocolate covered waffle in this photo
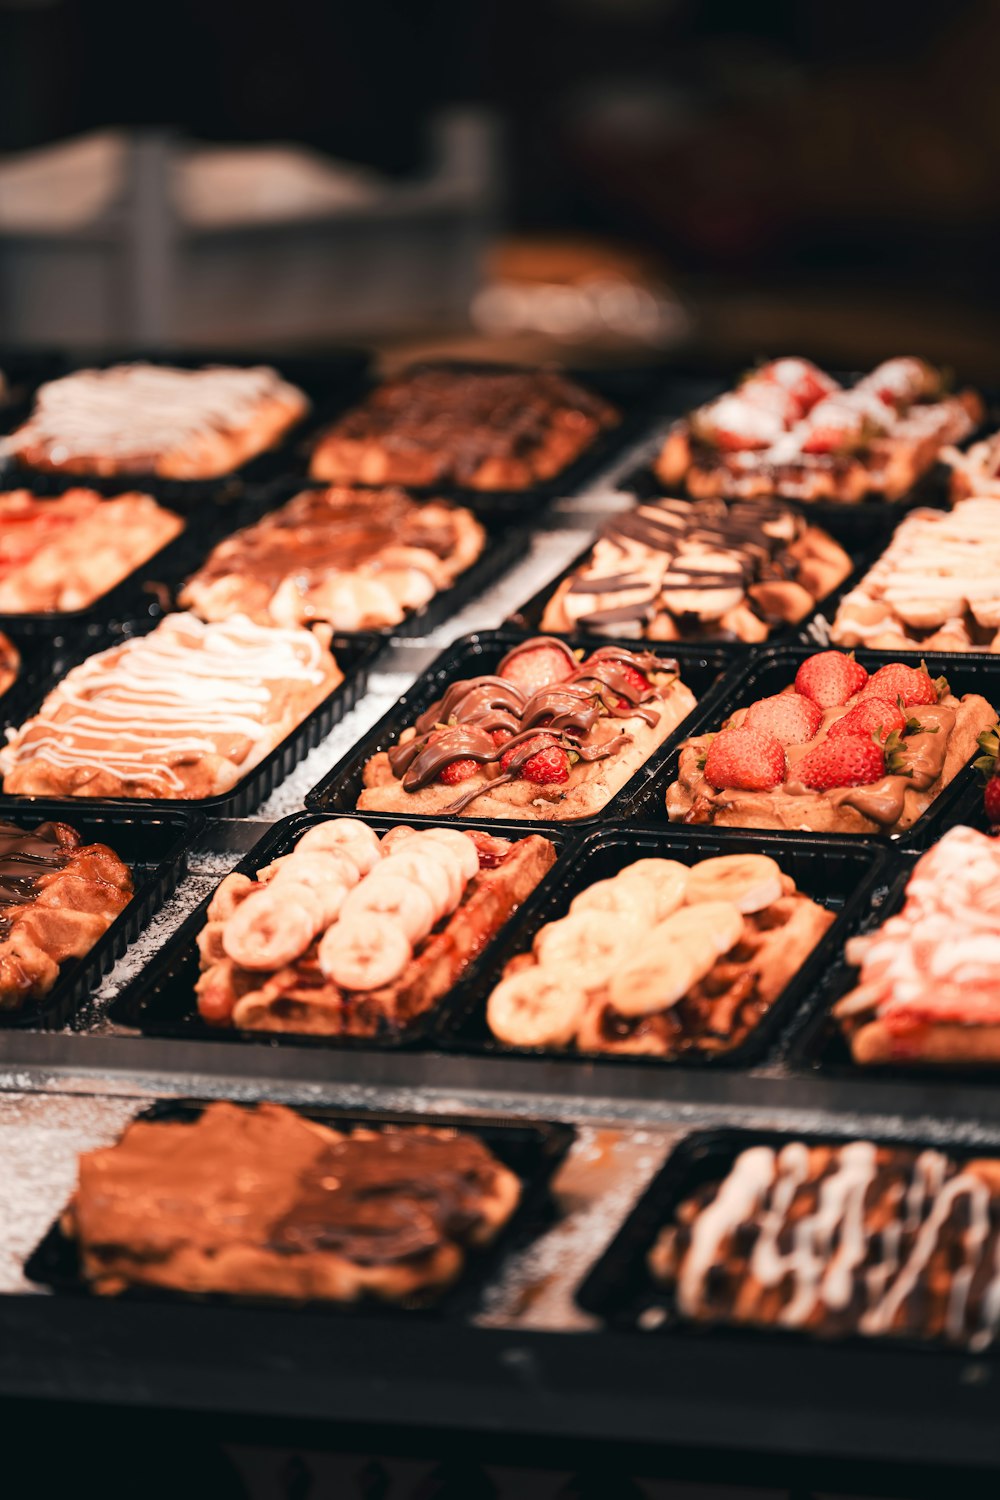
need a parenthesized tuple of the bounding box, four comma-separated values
(0, 819, 132, 1010)
(63, 1101, 522, 1304)
(5, 363, 308, 479)
(0, 632, 18, 698)
(649, 1139, 1000, 1348)
(667, 649, 995, 836)
(0, 489, 183, 613)
(310, 366, 619, 490)
(834, 826, 1000, 1065)
(831, 500, 1000, 652)
(197, 818, 556, 1036)
(359, 637, 698, 821)
(655, 357, 981, 505)
(487, 852, 832, 1056)
(179, 484, 485, 632)
(0, 612, 343, 800)
(539, 496, 851, 644)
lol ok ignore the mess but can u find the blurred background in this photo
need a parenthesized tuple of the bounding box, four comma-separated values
(1, 0, 999, 374)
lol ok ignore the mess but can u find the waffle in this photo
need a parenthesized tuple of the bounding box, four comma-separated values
(196, 820, 556, 1036)
(0, 612, 343, 801)
(63, 1101, 522, 1304)
(5, 363, 308, 480)
(831, 501, 1000, 652)
(649, 1140, 1000, 1348)
(486, 853, 832, 1056)
(0, 632, 18, 699)
(539, 496, 852, 644)
(834, 826, 1000, 1066)
(655, 357, 981, 505)
(0, 819, 133, 1010)
(179, 484, 485, 632)
(359, 638, 698, 822)
(0, 489, 183, 614)
(944, 429, 1000, 502)
(310, 366, 619, 491)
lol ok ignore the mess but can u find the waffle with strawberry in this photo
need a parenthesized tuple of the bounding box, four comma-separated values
(834, 826, 1000, 1066)
(666, 649, 996, 835)
(196, 818, 556, 1036)
(486, 852, 832, 1058)
(358, 637, 699, 821)
(655, 357, 981, 506)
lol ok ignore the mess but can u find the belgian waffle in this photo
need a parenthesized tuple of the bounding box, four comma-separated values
(309, 366, 619, 491)
(649, 1140, 1000, 1348)
(64, 1101, 522, 1305)
(486, 853, 832, 1057)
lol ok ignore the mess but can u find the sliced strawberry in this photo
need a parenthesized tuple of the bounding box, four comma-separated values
(796, 734, 885, 790)
(689, 395, 783, 451)
(501, 733, 571, 785)
(744, 691, 822, 746)
(827, 695, 907, 743)
(438, 758, 479, 786)
(862, 663, 941, 708)
(703, 726, 786, 792)
(497, 641, 576, 697)
(794, 650, 869, 709)
(751, 358, 839, 420)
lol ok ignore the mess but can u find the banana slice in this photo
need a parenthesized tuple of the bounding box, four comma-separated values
(222, 888, 320, 970)
(405, 834, 466, 908)
(207, 872, 254, 923)
(617, 858, 690, 920)
(487, 969, 587, 1047)
(661, 900, 745, 959)
(570, 876, 659, 925)
(416, 827, 481, 883)
(318, 912, 411, 991)
(339, 874, 437, 944)
(683, 854, 783, 914)
(296, 818, 383, 876)
(533, 910, 643, 981)
(268, 851, 357, 925)
(375, 852, 453, 922)
(608, 938, 700, 1017)
(379, 825, 417, 854)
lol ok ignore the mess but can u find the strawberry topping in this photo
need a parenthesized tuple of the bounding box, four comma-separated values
(795, 734, 885, 790)
(827, 695, 907, 743)
(703, 726, 786, 792)
(794, 650, 869, 709)
(744, 691, 822, 745)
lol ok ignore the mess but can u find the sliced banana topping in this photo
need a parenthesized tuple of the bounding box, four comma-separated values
(487, 969, 588, 1048)
(617, 858, 690, 920)
(683, 854, 783, 914)
(534, 910, 644, 981)
(318, 912, 412, 991)
(570, 876, 659, 925)
(608, 939, 700, 1017)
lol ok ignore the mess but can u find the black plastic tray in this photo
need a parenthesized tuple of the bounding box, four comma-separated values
(576, 1125, 1000, 1356)
(109, 808, 575, 1048)
(0, 348, 69, 419)
(25, 1096, 575, 1319)
(0, 348, 370, 508)
(437, 824, 890, 1069)
(304, 362, 671, 523)
(305, 630, 737, 829)
(0, 802, 196, 1030)
(0, 632, 63, 730)
(0, 615, 383, 819)
(629, 641, 1000, 848)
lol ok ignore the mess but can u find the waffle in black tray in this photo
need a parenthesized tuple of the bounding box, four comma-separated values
(25, 1097, 574, 1319)
(441, 824, 888, 1068)
(306, 630, 736, 828)
(0, 802, 195, 1030)
(636, 642, 1000, 848)
(577, 1127, 1000, 1355)
(0, 612, 382, 819)
(110, 810, 572, 1048)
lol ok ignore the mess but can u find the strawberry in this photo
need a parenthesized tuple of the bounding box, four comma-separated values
(438, 758, 478, 786)
(794, 650, 869, 709)
(498, 641, 575, 697)
(582, 654, 652, 709)
(987, 777, 1000, 828)
(827, 695, 907, 743)
(974, 727, 1000, 828)
(796, 734, 885, 790)
(862, 662, 944, 709)
(690, 395, 782, 451)
(501, 733, 571, 785)
(751, 359, 838, 420)
(744, 691, 822, 745)
(703, 727, 786, 792)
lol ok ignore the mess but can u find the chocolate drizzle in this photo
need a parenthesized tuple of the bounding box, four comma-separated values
(0, 820, 76, 937)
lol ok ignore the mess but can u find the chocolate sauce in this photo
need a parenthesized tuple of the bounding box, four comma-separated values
(0, 820, 76, 937)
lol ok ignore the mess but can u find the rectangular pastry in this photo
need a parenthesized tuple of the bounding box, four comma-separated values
(486, 851, 832, 1056)
(0, 612, 343, 801)
(655, 357, 981, 505)
(0, 819, 132, 1010)
(666, 649, 996, 836)
(649, 1138, 1000, 1348)
(197, 818, 557, 1036)
(539, 496, 852, 644)
(0, 631, 18, 698)
(179, 484, 485, 632)
(830, 500, 1000, 653)
(63, 1101, 522, 1304)
(0, 489, 184, 613)
(5, 363, 309, 479)
(834, 825, 1000, 1065)
(359, 637, 698, 821)
(310, 366, 619, 490)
